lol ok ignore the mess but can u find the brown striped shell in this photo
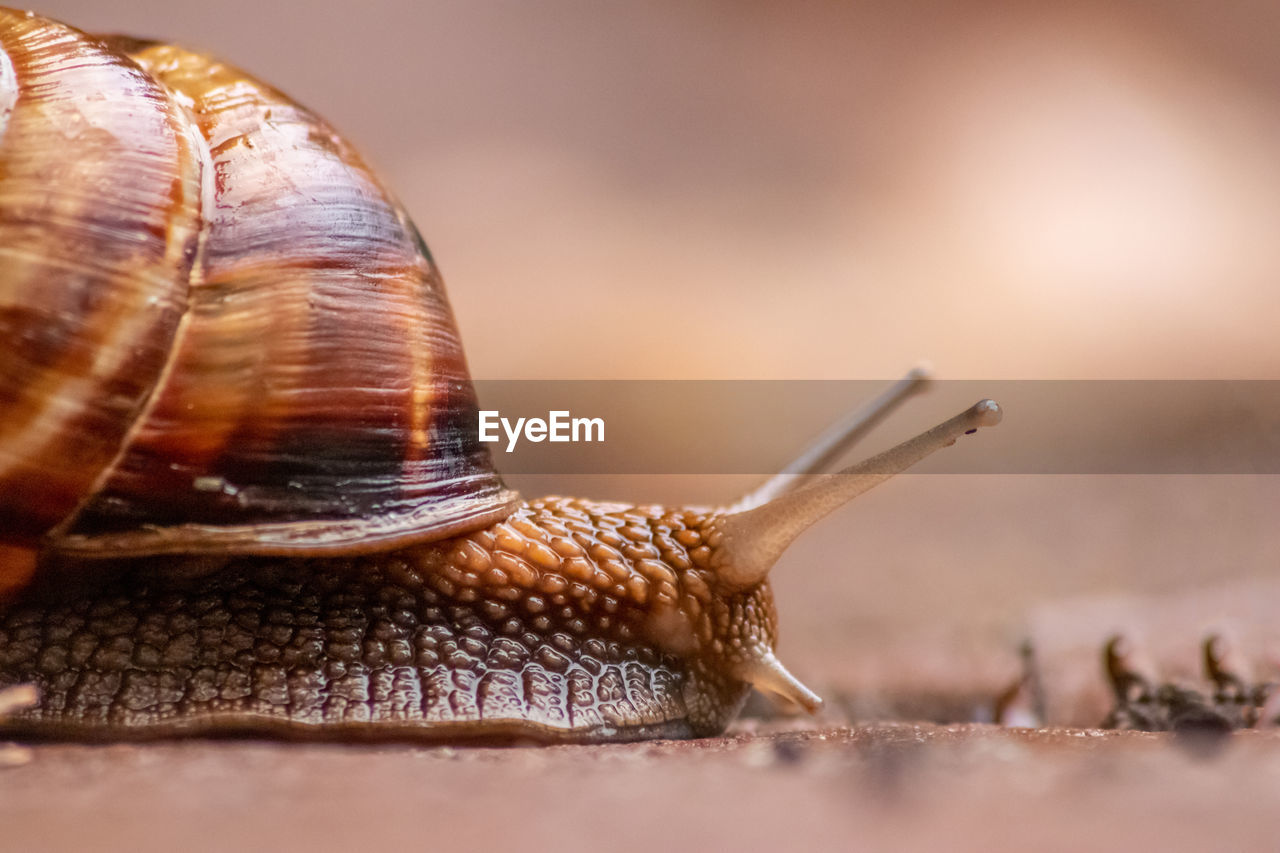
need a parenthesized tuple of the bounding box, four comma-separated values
(0, 9, 519, 585)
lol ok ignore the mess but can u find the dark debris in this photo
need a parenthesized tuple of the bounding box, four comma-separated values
(1101, 633, 1277, 735)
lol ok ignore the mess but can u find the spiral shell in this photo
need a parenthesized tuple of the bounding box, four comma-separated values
(0, 10, 518, 574)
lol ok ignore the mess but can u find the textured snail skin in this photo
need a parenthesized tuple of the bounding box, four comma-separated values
(0, 499, 774, 741)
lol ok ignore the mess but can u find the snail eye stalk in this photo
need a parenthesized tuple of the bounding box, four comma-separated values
(711, 398, 1002, 591)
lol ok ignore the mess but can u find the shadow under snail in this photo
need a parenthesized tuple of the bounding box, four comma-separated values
(0, 7, 1001, 743)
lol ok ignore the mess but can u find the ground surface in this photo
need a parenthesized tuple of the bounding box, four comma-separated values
(5, 723, 1279, 852)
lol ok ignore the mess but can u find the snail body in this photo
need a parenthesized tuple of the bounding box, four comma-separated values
(0, 8, 1000, 742)
(1, 498, 772, 739)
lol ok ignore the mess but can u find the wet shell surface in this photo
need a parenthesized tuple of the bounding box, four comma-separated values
(0, 8, 518, 578)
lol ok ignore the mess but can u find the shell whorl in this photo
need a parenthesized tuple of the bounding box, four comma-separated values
(0, 12, 197, 548)
(0, 11, 518, 572)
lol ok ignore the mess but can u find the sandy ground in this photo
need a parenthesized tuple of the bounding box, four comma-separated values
(6, 1, 1280, 850)
(6, 724, 1280, 852)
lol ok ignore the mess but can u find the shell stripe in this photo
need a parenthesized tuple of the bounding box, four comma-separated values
(49, 40, 517, 555)
(0, 12, 197, 547)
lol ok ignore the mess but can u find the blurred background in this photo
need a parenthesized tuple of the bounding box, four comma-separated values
(33, 0, 1280, 709)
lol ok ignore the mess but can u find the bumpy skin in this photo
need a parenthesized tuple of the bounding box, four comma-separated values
(0, 499, 777, 741)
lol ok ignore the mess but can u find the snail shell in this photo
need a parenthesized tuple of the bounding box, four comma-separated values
(0, 9, 517, 568)
(0, 8, 1000, 742)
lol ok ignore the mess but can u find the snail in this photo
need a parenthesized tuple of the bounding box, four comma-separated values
(0, 7, 1001, 743)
